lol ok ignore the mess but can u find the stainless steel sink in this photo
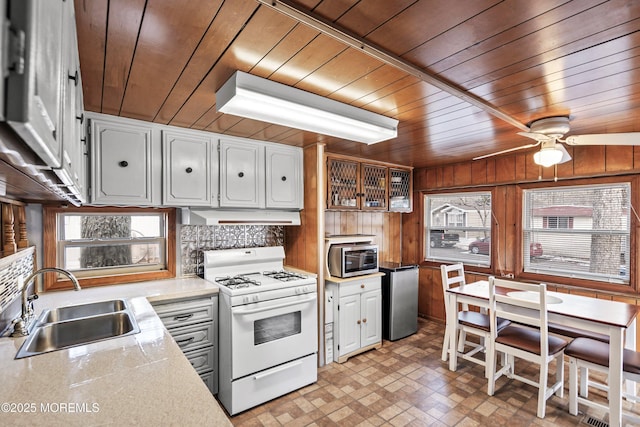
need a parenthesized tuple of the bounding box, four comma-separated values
(16, 305, 141, 359)
(38, 299, 127, 324)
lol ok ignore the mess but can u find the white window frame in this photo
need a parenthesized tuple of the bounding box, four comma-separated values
(424, 191, 492, 267)
(523, 183, 631, 284)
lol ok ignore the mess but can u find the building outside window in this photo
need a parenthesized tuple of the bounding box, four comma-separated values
(523, 183, 630, 284)
(424, 192, 492, 266)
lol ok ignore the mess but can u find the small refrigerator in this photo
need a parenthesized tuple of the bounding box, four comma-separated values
(380, 263, 419, 341)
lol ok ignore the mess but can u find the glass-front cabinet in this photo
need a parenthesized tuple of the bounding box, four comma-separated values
(389, 168, 412, 212)
(328, 158, 359, 209)
(326, 156, 412, 212)
(361, 164, 388, 210)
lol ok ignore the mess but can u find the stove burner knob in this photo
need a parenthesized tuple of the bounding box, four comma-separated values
(242, 296, 250, 304)
(252, 295, 260, 303)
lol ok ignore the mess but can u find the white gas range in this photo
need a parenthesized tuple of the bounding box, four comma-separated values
(204, 246, 318, 416)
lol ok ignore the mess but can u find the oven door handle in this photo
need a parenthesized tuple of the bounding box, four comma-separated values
(233, 294, 317, 315)
(253, 360, 303, 380)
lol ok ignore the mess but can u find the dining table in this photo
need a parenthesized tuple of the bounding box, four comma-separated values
(446, 280, 639, 427)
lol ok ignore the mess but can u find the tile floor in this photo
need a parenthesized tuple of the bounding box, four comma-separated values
(227, 318, 637, 426)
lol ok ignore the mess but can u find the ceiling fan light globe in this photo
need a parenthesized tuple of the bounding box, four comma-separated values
(533, 147, 564, 167)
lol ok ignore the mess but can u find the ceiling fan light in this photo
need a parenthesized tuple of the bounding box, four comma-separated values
(533, 146, 564, 167)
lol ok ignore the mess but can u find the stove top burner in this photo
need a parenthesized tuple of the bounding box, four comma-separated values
(215, 275, 261, 289)
(263, 270, 308, 282)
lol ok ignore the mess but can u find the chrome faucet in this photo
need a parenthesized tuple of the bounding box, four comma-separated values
(11, 268, 81, 337)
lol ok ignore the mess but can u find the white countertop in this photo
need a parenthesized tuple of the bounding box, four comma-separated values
(0, 277, 231, 426)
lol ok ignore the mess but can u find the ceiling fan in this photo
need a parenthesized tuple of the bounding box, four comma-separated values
(473, 116, 640, 167)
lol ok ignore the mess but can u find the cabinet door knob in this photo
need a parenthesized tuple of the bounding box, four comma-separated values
(119, 161, 128, 167)
(76, 113, 84, 124)
(281, 176, 287, 181)
(238, 172, 244, 178)
(356, 320, 361, 325)
(360, 284, 365, 289)
(68, 70, 79, 86)
(185, 167, 193, 173)
(362, 318, 367, 323)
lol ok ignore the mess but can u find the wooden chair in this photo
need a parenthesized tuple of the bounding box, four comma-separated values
(487, 277, 570, 418)
(441, 263, 509, 377)
(565, 337, 640, 424)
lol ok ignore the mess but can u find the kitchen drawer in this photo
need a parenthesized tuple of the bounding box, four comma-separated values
(199, 370, 217, 395)
(152, 297, 215, 329)
(339, 276, 381, 297)
(168, 322, 215, 352)
(185, 347, 216, 374)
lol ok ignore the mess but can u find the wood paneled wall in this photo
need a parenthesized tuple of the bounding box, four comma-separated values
(325, 210, 402, 264)
(409, 144, 640, 346)
(285, 144, 322, 273)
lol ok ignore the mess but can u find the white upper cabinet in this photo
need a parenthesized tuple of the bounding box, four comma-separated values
(219, 137, 303, 210)
(4, 0, 86, 205)
(86, 113, 302, 210)
(163, 130, 217, 207)
(90, 118, 158, 206)
(265, 145, 303, 209)
(6, 0, 65, 168)
(56, 0, 86, 203)
(219, 137, 265, 208)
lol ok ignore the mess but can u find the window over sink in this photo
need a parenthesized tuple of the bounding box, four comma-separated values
(43, 206, 176, 290)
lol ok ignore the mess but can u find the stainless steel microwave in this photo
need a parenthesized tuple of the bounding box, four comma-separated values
(328, 244, 378, 278)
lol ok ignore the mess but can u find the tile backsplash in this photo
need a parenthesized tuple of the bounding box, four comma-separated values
(180, 225, 283, 276)
(0, 247, 35, 334)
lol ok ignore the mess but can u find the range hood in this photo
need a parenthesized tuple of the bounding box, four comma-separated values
(182, 208, 301, 226)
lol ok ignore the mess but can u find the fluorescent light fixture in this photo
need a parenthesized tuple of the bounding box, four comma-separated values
(533, 141, 571, 167)
(216, 71, 398, 144)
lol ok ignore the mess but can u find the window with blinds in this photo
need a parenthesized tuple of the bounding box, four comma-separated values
(424, 192, 492, 266)
(523, 183, 631, 284)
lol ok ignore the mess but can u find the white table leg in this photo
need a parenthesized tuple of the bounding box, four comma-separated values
(447, 293, 458, 372)
(609, 327, 624, 427)
(625, 318, 636, 396)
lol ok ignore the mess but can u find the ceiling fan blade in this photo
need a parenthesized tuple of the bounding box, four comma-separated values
(517, 132, 553, 142)
(473, 142, 541, 161)
(564, 132, 640, 146)
(556, 143, 572, 164)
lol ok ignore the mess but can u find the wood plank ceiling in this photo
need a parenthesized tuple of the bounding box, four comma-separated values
(74, 0, 640, 169)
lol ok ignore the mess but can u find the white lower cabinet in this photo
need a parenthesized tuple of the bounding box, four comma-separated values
(327, 276, 382, 363)
(151, 295, 218, 395)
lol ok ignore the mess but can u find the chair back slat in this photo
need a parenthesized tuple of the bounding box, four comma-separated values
(440, 263, 465, 291)
(441, 263, 469, 311)
(489, 276, 550, 356)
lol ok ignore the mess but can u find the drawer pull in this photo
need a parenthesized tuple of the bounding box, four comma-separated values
(176, 337, 195, 347)
(173, 313, 194, 321)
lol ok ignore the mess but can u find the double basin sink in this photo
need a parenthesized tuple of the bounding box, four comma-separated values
(15, 299, 141, 359)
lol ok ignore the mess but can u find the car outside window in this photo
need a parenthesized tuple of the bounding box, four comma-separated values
(424, 192, 492, 266)
(523, 183, 630, 284)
